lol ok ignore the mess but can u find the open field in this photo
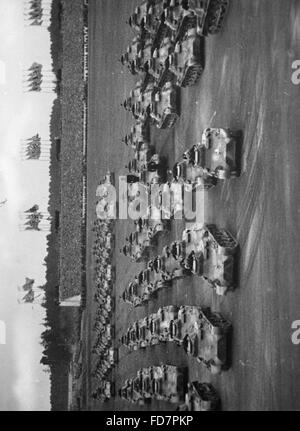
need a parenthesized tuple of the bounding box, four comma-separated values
(82, 0, 300, 411)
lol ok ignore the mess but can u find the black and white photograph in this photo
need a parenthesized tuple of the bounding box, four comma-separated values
(0, 0, 300, 413)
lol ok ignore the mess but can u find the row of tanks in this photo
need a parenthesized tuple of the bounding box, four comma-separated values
(124, 127, 239, 189)
(121, 0, 229, 128)
(119, 364, 220, 410)
(122, 223, 238, 296)
(120, 305, 232, 374)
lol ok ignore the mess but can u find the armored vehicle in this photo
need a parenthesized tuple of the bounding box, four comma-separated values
(120, 36, 144, 75)
(164, 1, 185, 34)
(172, 127, 239, 187)
(149, 366, 165, 400)
(127, 152, 162, 178)
(138, 317, 152, 349)
(168, 28, 204, 87)
(182, 223, 238, 295)
(119, 378, 145, 405)
(123, 120, 150, 151)
(172, 158, 217, 189)
(171, 305, 232, 373)
(199, 127, 239, 178)
(135, 33, 155, 73)
(182, 382, 219, 411)
(150, 81, 180, 128)
(156, 305, 178, 342)
(178, 0, 230, 37)
(154, 242, 192, 279)
(196, 307, 231, 374)
(126, 154, 166, 186)
(133, 217, 167, 247)
(170, 305, 200, 350)
(143, 3, 171, 49)
(122, 239, 150, 262)
(121, 281, 142, 307)
(122, 228, 156, 262)
(128, 0, 157, 32)
(146, 35, 175, 87)
(159, 365, 187, 403)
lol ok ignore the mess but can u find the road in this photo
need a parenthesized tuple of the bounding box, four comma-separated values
(83, 0, 300, 411)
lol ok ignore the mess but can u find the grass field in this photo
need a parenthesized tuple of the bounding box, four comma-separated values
(82, 0, 300, 411)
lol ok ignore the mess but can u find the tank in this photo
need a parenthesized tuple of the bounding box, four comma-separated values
(179, 0, 230, 37)
(120, 378, 145, 404)
(164, 1, 185, 34)
(138, 316, 152, 349)
(168, 28, 204, 87)
(122, 281, 141, 307)
(172, 158, 217, 189)
(182, 223, 238, 295)
(128, 0, 156, 32)
(122, 228, 156, 262)
(122, 240, 150, 262)
(134, 217, 165, 243)
(120, 36, 144, 75)
(143, 2, 171, 49)
(199, 127, 239, 178)
(146, 35, 175, 87)
(122, 80, 144, 115)
(156, 305, 178, 342)
(123, 120, 150, 151)
(196, 307, 231, 374)
(150, 81, 180, 128)
(183, 382, 219, 411)
(132, 80, 157, 122)
(149, 365, 165, 400)
(155, 242, 192, 279)
(136, 33, 155, 73)
(160, 365, 187, 403)
(126, 155, 166, 186)
(127, 151, 162, 177)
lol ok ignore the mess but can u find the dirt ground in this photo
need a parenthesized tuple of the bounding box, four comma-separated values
(82, 0, 300, 411)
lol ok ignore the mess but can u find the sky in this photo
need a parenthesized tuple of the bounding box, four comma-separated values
(0, 0, 55, 411)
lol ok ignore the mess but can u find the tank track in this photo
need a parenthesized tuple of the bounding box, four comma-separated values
(206, 224, 237, 251)
(181, 63, 203, 87)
